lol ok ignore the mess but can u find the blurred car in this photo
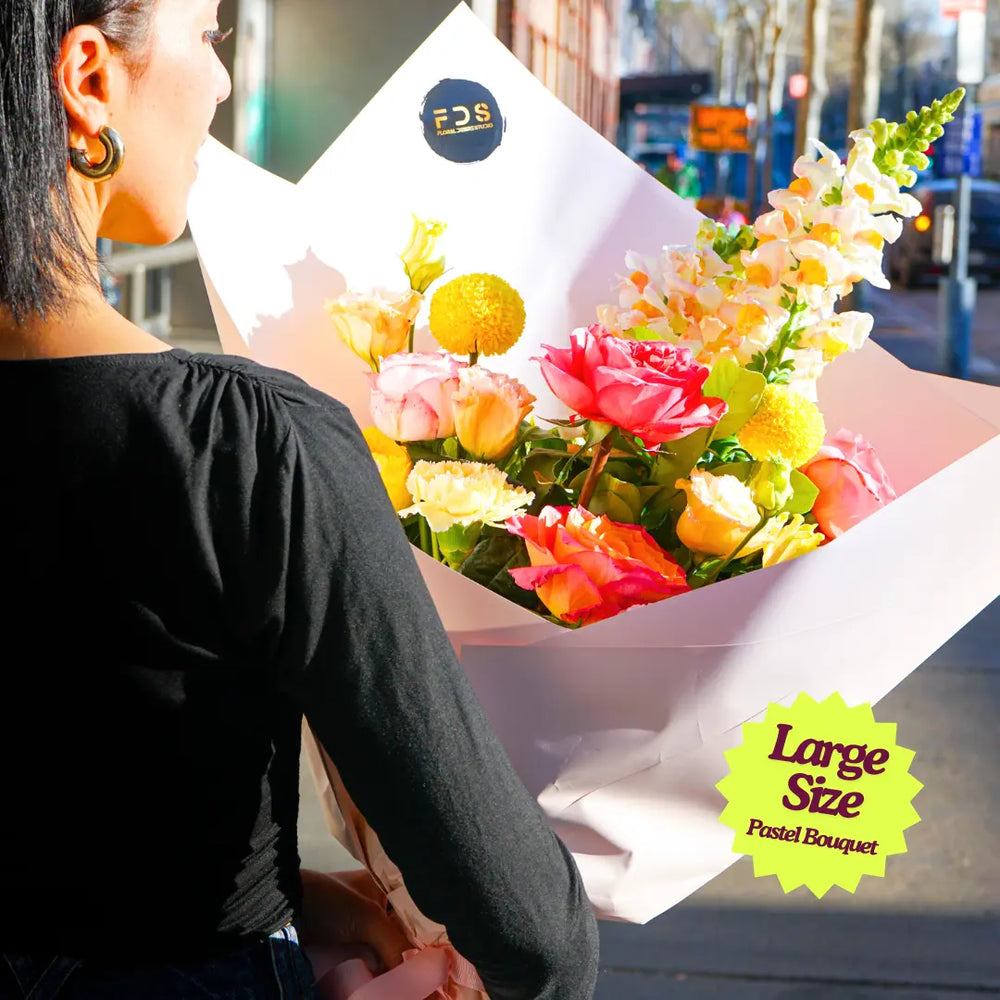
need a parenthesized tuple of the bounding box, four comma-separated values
(886, 178, 1000, 287)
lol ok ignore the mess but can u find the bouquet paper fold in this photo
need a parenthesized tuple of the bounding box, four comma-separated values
(190, 3, 1000, 925)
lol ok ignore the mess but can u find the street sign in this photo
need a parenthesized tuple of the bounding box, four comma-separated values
(941, 0, 985, 18)
(956, 10, 986, 85)
(940, 110, 982, 176)
(689, 105, 750, 153)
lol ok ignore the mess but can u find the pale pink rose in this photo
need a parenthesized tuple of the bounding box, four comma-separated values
(801, 428, 897, 539)
(536, 324, 726, 447)
(369, 352, 467, 441)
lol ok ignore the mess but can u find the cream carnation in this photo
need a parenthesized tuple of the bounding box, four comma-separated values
(400, 460, 533, 533)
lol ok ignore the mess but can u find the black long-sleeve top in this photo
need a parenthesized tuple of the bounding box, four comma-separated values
(0, 348, 598, 1000)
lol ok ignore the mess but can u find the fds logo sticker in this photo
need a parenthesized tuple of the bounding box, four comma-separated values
(421, 79, 504, 163)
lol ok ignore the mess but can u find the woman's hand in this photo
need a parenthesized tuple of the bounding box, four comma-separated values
(298, 868, 412, 973)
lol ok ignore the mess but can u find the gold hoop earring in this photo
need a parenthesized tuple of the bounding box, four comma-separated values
(69, 126, 125, 181)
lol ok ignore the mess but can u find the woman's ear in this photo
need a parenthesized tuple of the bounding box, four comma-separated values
(58, 25, 123, 143)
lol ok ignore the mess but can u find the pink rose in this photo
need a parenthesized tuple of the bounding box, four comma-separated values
(536, 324, 726, 446)
(506, 506, 689, 625)
(801, 428, 897, 539)
(369, 352, 467, 441)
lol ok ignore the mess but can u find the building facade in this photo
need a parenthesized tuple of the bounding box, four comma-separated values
(494, 0, 621, 141)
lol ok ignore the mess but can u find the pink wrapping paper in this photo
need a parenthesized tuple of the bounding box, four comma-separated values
(302, 724, 487, 1000)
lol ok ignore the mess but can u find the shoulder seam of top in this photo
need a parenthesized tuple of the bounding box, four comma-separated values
(178, 353, 343, 411)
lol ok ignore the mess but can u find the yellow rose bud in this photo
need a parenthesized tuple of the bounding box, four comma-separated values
(362, 426, 413, 512)
(737, 384, 827, 468)
(453, 367, 535, 461)
(429, 273, 526, 358)
(675, 470, 767, 558)
(326, 289, 422, 371)
(401, 215, 447, 293)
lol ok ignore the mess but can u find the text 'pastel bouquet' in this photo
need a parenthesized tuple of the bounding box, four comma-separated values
(332, 92, 963, 628)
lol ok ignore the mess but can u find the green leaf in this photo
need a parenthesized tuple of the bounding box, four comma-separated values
(583, 420, 615, 448)
(640, 484, 685, 535)
(702, 358, 767, 439)
(537, 416, 587, 429)
(626, 325, 664, 342)
(568, 470, 644, 523)
(701, 435, 754, 469)
(709, 460, 754, 483)
(651, 427, 712, 485)
(780, 470, 820, 515)
(518, 449, 577, 489)
(405, 441, 448, 463)
(460, 532, 540, 611)
(517, 421, 567, 446)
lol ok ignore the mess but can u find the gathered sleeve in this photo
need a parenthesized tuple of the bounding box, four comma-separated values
(248, 377, 598, 1000)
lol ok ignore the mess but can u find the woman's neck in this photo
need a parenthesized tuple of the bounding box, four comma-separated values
(0, 293, 170, 360)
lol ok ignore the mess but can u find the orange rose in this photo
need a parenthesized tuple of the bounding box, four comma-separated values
(506, 506, 689, 625)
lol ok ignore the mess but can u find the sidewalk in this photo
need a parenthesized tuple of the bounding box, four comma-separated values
(866, 285, 1000, 385)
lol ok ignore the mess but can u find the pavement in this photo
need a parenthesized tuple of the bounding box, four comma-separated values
(183, 285, 1000, 998)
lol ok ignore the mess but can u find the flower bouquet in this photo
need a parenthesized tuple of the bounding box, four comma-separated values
(324, 105, 954, 626)
(190, 2, 1000, 933)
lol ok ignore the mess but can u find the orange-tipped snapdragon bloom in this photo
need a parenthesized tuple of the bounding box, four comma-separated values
(453, 367, 535, 461)
(506, 506, 689, 625)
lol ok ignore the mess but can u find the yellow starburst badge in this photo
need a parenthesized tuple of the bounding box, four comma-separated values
(717, 692, 922, 898)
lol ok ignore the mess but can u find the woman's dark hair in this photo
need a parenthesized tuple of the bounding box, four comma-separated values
(0, 1, 154, 323)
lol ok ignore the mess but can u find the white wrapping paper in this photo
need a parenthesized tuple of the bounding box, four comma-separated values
(189, 4, 1000, 923)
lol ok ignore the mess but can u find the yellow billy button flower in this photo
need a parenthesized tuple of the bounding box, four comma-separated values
(453, 367, 535, 461)
(400, 460, 534, 534)
(429, 273, 526, 359)
(738, 384, 827, 468)
(401, 215, 447, 293)
(362, 427, 412, 512)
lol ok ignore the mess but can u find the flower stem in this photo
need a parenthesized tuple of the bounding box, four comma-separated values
(407, 322, 415, 354)
(762, 301, 805, 382)
(712, 514, 771, 581)
(431, 531, 442, 563)
(578, 434, 615, 510)
(419, 516, 431, 555)
(469, 350, 479, 366)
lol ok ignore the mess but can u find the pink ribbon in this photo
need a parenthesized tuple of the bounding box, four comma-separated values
(310, 944, 455, 1000)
